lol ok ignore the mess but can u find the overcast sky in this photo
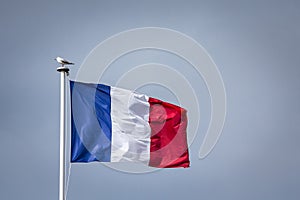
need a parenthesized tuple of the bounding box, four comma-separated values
(0, 0, 299, 200)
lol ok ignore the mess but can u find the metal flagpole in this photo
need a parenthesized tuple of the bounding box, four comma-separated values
(56, 57, 72, 200)
(57, 65, 69, 200)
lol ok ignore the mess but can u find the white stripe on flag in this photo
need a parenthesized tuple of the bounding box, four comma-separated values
(110, 87, 151, 164)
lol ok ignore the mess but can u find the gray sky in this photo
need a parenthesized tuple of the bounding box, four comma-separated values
(0, 0, 299, 200)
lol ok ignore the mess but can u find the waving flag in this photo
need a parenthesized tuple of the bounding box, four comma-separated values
(70, 80, 189, 168)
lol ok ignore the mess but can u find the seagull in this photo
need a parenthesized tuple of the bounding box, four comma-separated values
(55, 56, 74, 66)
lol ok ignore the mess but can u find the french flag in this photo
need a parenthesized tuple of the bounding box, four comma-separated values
(70, 81, 190, 168)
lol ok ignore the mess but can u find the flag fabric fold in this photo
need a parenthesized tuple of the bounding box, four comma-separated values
(70, 80, 190, 168)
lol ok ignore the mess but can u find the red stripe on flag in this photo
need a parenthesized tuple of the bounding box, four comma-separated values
(148, 97, 190, 168)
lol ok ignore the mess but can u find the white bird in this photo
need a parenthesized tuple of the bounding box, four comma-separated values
(55, 56, 74, 65)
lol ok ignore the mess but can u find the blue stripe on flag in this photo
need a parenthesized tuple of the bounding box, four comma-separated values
(70, 81, 112, 162)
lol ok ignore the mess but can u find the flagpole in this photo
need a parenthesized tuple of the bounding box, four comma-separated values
(57, 65, 69, 200)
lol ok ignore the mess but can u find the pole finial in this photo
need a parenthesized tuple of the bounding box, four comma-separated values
(57, 66, 69, 76)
